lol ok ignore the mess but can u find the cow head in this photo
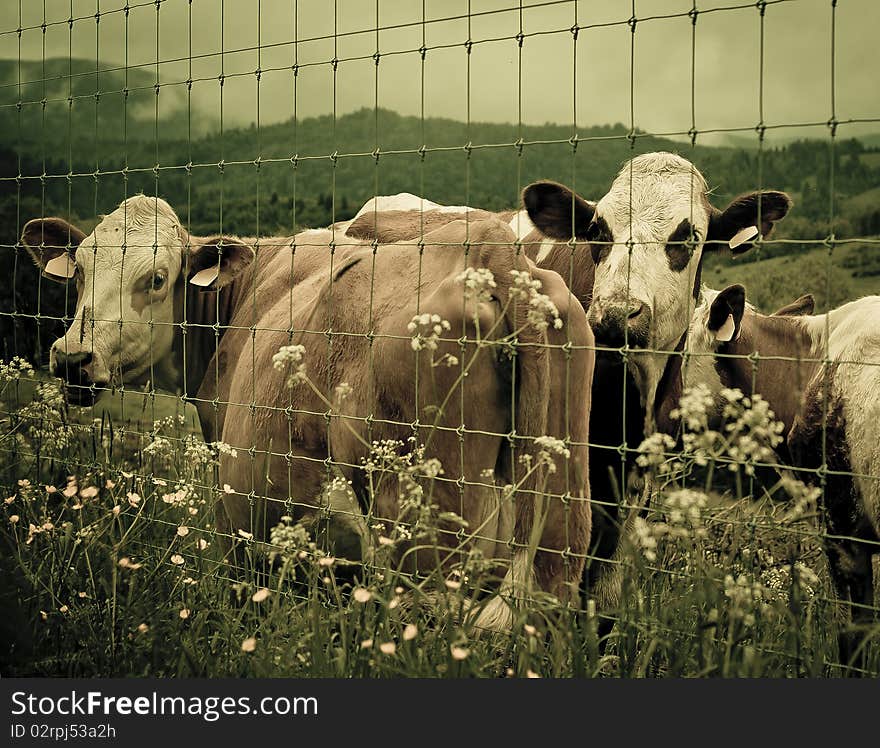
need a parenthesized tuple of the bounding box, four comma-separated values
(523, 152, 791, 419)
(21, 195, 254, 404)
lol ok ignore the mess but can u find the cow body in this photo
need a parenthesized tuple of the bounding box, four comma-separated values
(21, 199, 595, 630)
(342, 195, 644, 614)
(683, 285, 880, 664)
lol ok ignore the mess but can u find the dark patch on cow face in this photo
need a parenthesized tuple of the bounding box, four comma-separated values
(665, 219, 696, 273)
(586, 216, 613, 265)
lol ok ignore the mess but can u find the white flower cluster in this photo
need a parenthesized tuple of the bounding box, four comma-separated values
(272, 344, 308, 388)
(0, 356, 35, 383)
(636, 432, 677, 472)
(18, 382, 73, 451)
(509, 269, 563, 332)
(407, 313, 451, 352)
(269, 517, 312, 564)
(455, 266, 497, 303)
(723, 573, 768, 627)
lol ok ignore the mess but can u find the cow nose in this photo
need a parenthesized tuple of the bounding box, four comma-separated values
(627, 302, 648, 325)
(53, 349, 93, 384)
(590, 302, 652, 349)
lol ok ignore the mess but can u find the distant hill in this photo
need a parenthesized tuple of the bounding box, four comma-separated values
(1, 58, 878, 365)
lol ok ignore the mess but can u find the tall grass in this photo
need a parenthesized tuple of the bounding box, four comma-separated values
(1, 347, 877, 677)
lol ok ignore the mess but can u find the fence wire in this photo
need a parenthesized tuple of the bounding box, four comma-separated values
(1, 0, 879, 677)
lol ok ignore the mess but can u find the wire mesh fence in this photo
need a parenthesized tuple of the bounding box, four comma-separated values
(1, 0, 879, 677)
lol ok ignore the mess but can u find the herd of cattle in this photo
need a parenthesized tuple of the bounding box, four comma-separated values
(20, 151, 880, 660)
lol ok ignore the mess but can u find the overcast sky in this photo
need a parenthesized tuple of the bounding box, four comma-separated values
(2, 0, 878, 143)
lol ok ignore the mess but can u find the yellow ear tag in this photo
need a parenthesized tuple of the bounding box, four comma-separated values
(729, 225, 759, 249)
(189, 267, 219, 287)
(44, 254, 76, 279)
(714, 313, 737, 342)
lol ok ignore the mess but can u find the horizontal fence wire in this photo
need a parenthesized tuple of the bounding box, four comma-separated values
(1, 0, 878, 677)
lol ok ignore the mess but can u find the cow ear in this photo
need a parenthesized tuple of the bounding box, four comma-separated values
(706, 190, 792, 255)
(522, 181, 596, 240)
(772, 293, 815, 317)
(186, 235, 255, 290)
(20, 217, 86, 282)
(707, 284, 746, 343)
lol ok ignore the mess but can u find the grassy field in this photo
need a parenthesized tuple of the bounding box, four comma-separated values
(1, 358, 877, 678)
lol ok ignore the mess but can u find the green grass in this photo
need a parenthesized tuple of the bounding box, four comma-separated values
(2, 364, 877, 678)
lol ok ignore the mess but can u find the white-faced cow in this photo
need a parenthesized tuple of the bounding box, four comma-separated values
(681, 284, 880, 666)
(21, 195, 595, 630)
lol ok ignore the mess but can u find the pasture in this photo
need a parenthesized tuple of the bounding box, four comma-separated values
(2, 0, 880, 680)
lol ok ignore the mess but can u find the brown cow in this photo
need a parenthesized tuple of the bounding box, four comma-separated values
(680, 284, 880, 667)
(21, 195, 595, 630)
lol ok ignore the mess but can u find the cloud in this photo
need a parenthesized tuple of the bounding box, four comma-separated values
(2, 0, 877, 143)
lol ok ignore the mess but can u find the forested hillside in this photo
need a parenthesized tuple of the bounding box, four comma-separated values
(2, 58, 878, 363)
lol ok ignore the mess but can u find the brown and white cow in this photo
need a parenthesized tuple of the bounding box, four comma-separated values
(523, 152, 793, 433)
(682, 284, 880, 665)
(21, 195, 595, 630)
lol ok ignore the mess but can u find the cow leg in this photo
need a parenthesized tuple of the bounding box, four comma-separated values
(582, 357, 644, 644)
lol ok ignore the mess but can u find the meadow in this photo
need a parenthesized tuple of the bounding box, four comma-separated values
(1, 342, 876, 678)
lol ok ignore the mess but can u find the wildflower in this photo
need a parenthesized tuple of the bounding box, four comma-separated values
(379, 642, 397, 655)
(252, 588, 271, 603)
(353, 588, 372, 603)
(177, 526, 190, 537)
(403, 624, 418, 641)
(0, 356, 35, 381)
(636, 432, 677, 471)
(179, 608, 190, 620)
(45, 485, 57, 494)
(272, 344, 308, 388)
(379, 536, 394, 547)
(317, 556, 335, 567)
(445, 579, 462, 591)
(78, 592, 87, 598)
(526, 670, 541, 678)
(360, 639, 373, 649)
(111, 505, 121, 516)
(334, 382, 353, 402)
(137, 623, 149, 634)
(456, 266, 497, 303)
(509, 269, 562, 331)
(118, 557, 143, 570)
(237, 529, 253, 541)
(62, 483, 78, 498)
(223, 484, 235, 494)
(197, 539, 209, 550)
(450, 646, 470, 661)
(170, 554, 185, 566)
(407, 313, 451, 352)
(17, 479, 30, 489)
(632, 517, 659, 562)
(4, 496, 13, 505)
(241, 637, 257, 653)
(523, 624, 537, 637)
(9, 514, 19, 525)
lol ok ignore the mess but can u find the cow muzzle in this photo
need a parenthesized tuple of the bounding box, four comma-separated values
(51, 348, 107, 406)
(589, 301, 652, 351)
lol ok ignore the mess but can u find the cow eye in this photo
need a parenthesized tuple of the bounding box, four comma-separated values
(151, 272, 167, 292)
